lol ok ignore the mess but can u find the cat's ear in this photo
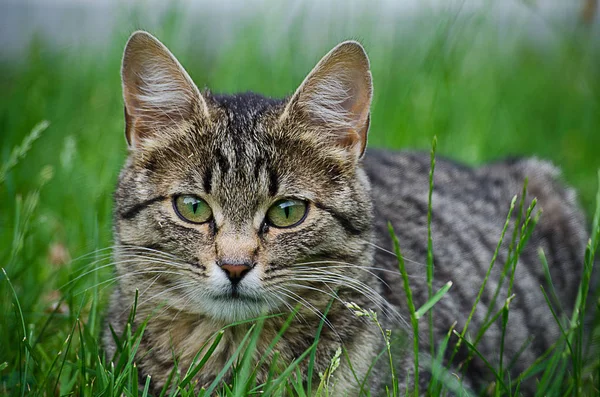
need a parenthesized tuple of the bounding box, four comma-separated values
(281, 41, 372, 158)
(121, 31, 209, 148)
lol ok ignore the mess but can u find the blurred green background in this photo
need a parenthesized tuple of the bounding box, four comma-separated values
(0, 0, 599, 393)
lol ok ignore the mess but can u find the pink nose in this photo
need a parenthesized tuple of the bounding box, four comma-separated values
(220, 263, 252, 283)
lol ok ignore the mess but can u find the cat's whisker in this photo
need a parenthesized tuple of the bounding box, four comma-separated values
(63, 262, 120, 289)
(272, 287, 336, 336)
(289, 272, 407, 327)
(290, 261, 390, 286)
(163, 289, 201, 324)
(76, 268, 188, 296)
(135, 276, 194, 300)
(66, 254, 138, 279)
(283, 282, 340, 303)
(363, 240, 426, 267)
(139, 274, 162, 299)
(267, 293, 296, 316)
(295, 279, 387, 320)
(65, 249, 189, 280)
(269, 285, 339, 338)
(62, 257, 192, 290)
(119, 280, 199, 318)
(293, 275, 385, 312)
(283, 282, 388, 326)
(66, 248, 116, 265)
(263, 289, 298, 318)
(291, 262, 426, 280)
(282, 282, 377, 324)
(115, 244, 182, 259)
(291, 270, 382, 302)
(98, 271, 174, 298)
(172, 296, 199, 323)
(67, 244, 181, 269)
(290, 262, 396, 290)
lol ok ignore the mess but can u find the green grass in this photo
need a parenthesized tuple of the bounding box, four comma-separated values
(1, 2, 599, 396)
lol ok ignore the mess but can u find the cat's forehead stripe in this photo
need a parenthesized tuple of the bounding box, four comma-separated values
(268, 166, 279, 196)
(215, 147, 231, 174)
(203, 166, 213, 194)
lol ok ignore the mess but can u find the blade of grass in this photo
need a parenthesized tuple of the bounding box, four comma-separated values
(307, 296, 335, 393)
(540, 285, 573, 356)
(142, 375, 152, 397)
(251, 305, 299, 386)
(342, 346, 371, 397)
(534, 286, 571, 395)
(262, 341, 317, 395)
(426, 136, 437, 360)
(569, 170, 600, 395)
(158, 365, 178, 397)
(388, 222, 419, 396)
(452, 330, 510, 394)
(179, 330, 225, 389)
(52, 297, 87, 396)
(506, 335, 534, 374)
(203, 324, 256, 396)
(2, 267, 30, 397)
(0, 120, 49, 184)
(291, 367, 309, 397)
(358, 340, 388, 396)
(449, 195, 516, 367)
(415, 280, 452, 320)
(482, 181, 528, 327)
(132, 363, 139, 397)
(538, 247, 565, 317)
(233, 320, 265, 397)
(427, 321, 455, 396)
(77, 319, 88, 393)
(498, 197, 538, 395)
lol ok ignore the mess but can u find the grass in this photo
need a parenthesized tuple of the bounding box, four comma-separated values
(1, 1, 600, 395)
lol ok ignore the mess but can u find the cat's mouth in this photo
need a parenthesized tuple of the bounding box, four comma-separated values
(202, 288, 270, 322)
(212, 290, 263, 303)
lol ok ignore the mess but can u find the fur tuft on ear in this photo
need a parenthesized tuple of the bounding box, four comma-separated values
(121, 31, 209, 148)
(281, 41, 373, 158)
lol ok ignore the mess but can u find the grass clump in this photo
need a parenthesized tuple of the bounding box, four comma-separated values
(1, 2, 600, 396)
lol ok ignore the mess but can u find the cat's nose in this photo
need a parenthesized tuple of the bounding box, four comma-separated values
(220, 263, 252, 284)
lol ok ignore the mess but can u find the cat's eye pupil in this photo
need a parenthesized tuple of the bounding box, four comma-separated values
(174, 195, 212, 224)
(266, 199, 308, 228)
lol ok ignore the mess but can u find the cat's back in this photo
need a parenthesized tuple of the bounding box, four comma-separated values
(362, 148, 586, 281)
(362, 148, 587, 389)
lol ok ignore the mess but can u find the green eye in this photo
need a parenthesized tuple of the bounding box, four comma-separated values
(266, 199, 308, 228)
(173, 195, 212, 224)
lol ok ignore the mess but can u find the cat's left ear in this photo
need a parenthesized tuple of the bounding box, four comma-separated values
(280, 41, 372, 158)
(121, 31, 209, 149)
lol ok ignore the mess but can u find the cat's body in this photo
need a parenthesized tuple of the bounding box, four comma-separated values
(366, 150, 586, 392)
(104, 32, 587, 395)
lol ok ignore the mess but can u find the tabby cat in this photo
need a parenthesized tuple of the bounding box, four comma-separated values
(104, 31, 587, 395)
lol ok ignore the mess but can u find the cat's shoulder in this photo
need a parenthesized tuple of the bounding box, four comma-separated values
(362, 148, 564, 185)
(361, 148, 475, 188)
(361, 148, 579, 213)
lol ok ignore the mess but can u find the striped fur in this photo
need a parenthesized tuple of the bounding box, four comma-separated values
(104, 31, 587, 395)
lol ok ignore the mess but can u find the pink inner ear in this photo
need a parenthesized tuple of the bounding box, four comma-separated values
(121, 32, 209, 148)
(278, 41, 373, 156)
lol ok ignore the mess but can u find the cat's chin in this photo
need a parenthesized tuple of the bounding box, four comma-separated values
(201, 293, 272, 323)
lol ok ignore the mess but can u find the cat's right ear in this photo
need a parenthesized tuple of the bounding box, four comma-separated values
(280, 41, 372, 159)
(121, 31, 209, 149)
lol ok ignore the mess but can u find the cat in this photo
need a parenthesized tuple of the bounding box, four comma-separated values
(103, 31, 588, 395)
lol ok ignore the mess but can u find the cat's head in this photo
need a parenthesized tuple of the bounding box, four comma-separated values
(113, 31, 374, 323)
